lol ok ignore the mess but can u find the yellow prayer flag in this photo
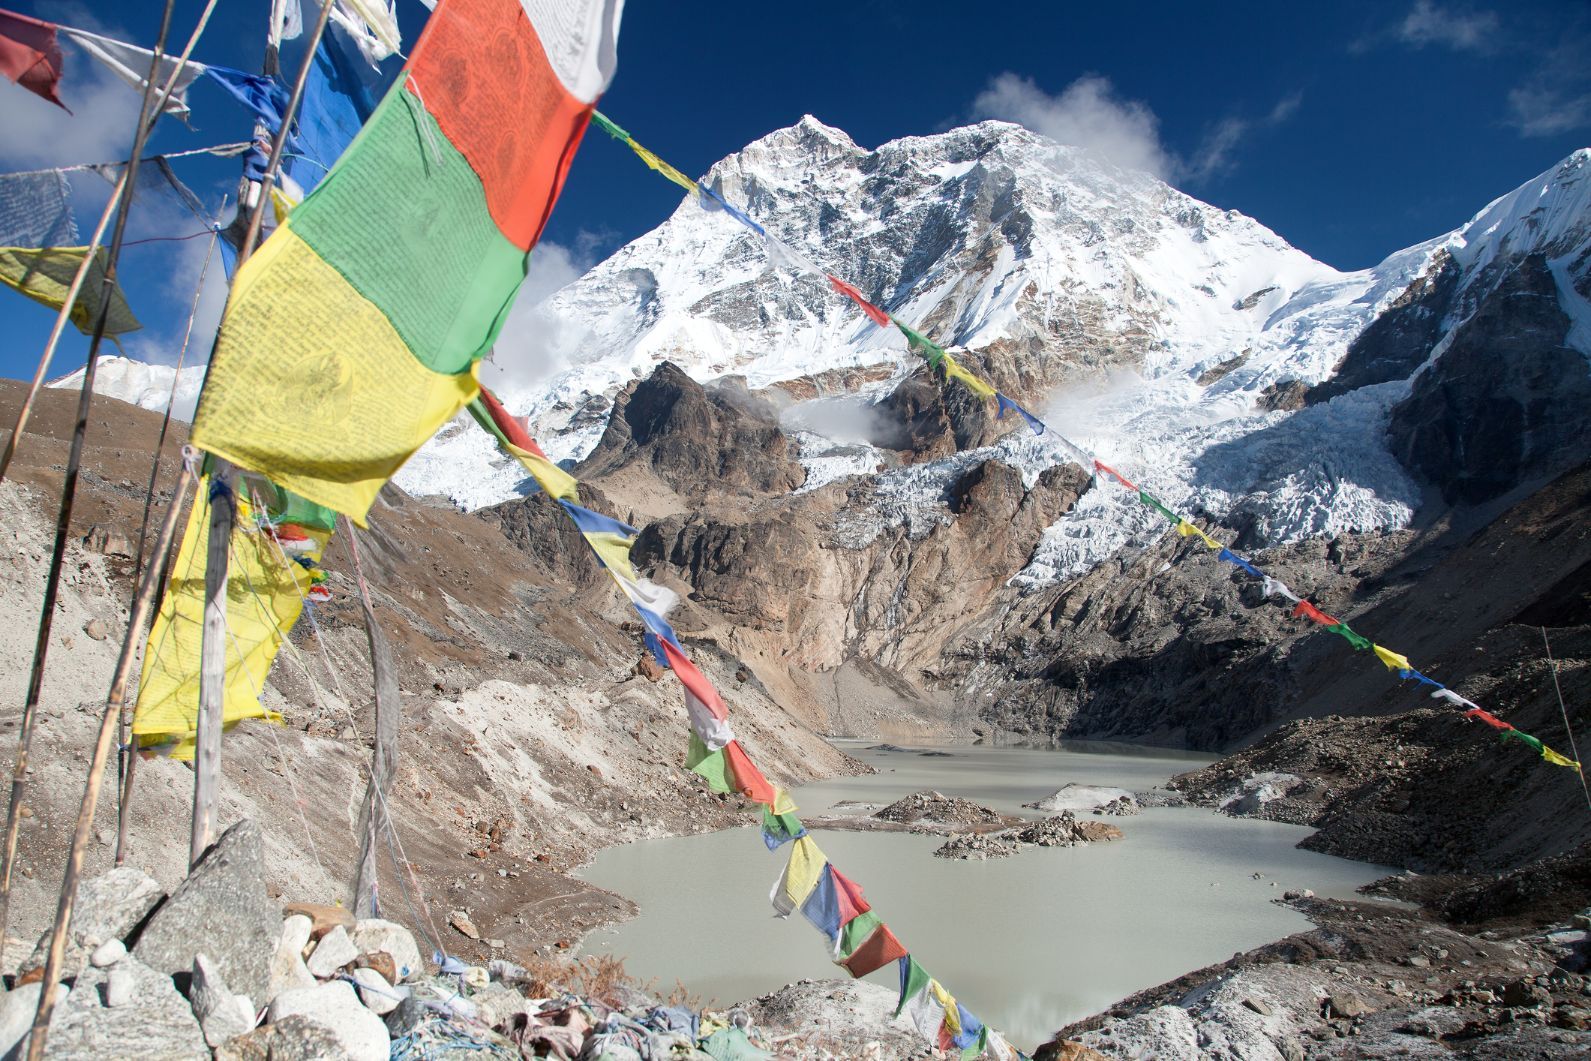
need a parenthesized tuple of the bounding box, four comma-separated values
(1175, 519, 1222, 550)
(505, 440, 579, 502)
(583, 529, 639, 583)
(1372, 644, 1412, 673)
(771, 787, 797, 815)
(133, 480, 328, 758)
(771, 835, 826, 913)
(1542, 746, 1580, 769)
(0, 246, 141, 336)
(931, 981, 961, 1036)
(940, 352, 997, 398)
(629, 141, 699, 196)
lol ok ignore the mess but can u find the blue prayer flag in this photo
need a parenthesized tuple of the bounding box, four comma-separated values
(995, 392, 1046, 435)
(798, 864, 840, 938)
(556, 500, 639, 538)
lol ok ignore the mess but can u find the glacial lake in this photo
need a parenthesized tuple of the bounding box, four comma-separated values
(577, 741, 1394, 1049)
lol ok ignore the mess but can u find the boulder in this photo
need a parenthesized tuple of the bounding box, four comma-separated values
(191, 953, 257, 1048)
(20, 865, 163, 979)
(134, 819, 277, 1002)
(282, 902, 354, 940)
(349, 967, 405, 1016)
(48, 954, 207, 1059)
(349, 918, 421, 983)
(214, 1014, 353, 1061)
(267, 982, 389, 1061)
(305, 925, 359, 979)
(0, 982, 70, 1058)
(268, 915, 317, 1001)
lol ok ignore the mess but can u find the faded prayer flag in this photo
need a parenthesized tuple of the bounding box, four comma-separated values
(190, 0, 625, 523)
(0, 169, 76, 247)
(60, 27, 206, 120)
(0, 9, 66, 109)
(0, 246, 140, 335)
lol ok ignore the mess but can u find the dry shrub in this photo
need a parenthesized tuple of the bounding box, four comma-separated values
(520, 952, 635, 1006)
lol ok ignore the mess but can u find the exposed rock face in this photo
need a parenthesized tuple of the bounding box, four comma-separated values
(576, 361, 805, 505)
(1388, 254, 1591, 504)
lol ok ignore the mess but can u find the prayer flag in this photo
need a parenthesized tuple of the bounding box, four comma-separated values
(770, 835, 826, 917)
(190, 0, 624, 523)
(830, 865, 871, 925)
(762, 803, 807, 850)
(836, 911, 882, 959)
(892, 316, 946, 364)
(0, 170, 77, 247)
(330, 0, 402, 66)
(661, 641, 735, 750)
(1542, 746, 1580, 769)
(995, 392, 1045, 435)
(1093, 460, 1136, 492)
(0, 9, 66, 109)
(1175, 518, 1222, 550)
(627, 139, 699, 195)
(685, 731, 732, 793)
(1401, 668, 1442, 688)
(903, 980, 946, 1042)
(940, 352, 997, 398)
(0, 246, 140, 335)
(1138, 490, 1178, 524)
(1464, 707, 1512, 731)
(933, 982, 961, 1038)
(285, 19, 396, 193)
(1292, 600, 1338, 626)
(1373, 644, 1412, 673)
(472, 390, 580, 501)
(952, 1005, 985, 1053)
(763, 232, 823, 276)
(1261, 576, 1300, 602)
(1500, 729, 1545, 755)
(798, 864, 840, 938)
(828, 275, 890, 328)
(134, 477, 329, 757)
(1432, 688, 1479, 710)
(1327, 622, 1373, 652)
(699, 183, 764, 235)
(60, 27, 206, 120)
(839, 920, 908, 978)
(559, 500, 639, 578)
(1217, 548, 1262, 578)
(895, 956, 930, 1017)
(724, 740, 777, 804)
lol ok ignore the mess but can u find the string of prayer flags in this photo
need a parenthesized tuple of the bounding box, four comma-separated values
(59, 26, 206, 121)
(190, 0, 624, 523)
(836, 912, 908, 977)
(0, 246, 141, 336)
(762, 232, 823, 277)
(0, 169, 77, 247)
(1327, 621, 1373, 652)
(700, 184, 764, 236)
(471, 391, 579, 502)
(1465, 707, 1512, 731)
(1261, 575, 1300, 602)
(1175, 518, 1223, 551)
(826, 274, 890, 328)
(1218, 548, 1263, 579)
(996, 392, 1045, 436)
(0, 8, 67, 110)
(893, 316, 947, 366)
(761, 802, 806, 851)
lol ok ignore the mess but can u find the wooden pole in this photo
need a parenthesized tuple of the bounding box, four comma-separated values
(0, 0, 179, 952)
(0, 0, 222, 483)
(346, 522, 401, 917)
(24, 461, 194, 1054)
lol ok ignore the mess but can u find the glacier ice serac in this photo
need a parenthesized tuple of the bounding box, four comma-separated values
(61, 122, 1591, 587)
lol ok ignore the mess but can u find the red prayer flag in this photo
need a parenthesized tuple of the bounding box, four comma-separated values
(0, 10, 68, 110)
(1464, 707, 1514, 732)
(840, 921, 908, 978)
(1292, 600, 1338, 626)
(1093, 460, 1138, 492)
(830, 865, 871, 925)
(479, 387, 548, 459)
(827, 274, 891, 328)
(660, 640, 729, 721)
(724, 741, 777, 804)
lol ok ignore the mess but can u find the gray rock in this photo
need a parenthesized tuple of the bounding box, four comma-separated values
(349, 918, 421, 983)
(191, 953, 256, 1048)
(349, 967, 405, 1016)
(268, 915, 317, 1002)
(134, 819, 276, 1003)
(104, 966, 136, 1008)
(214, 1014, 352, 1061)
(267, 982, 389, 1061)
(0, 982, 70, 1059)
(1327, 992, 1374, 1018)
(48, 954, 206, 1059)
(90, 939, 126, 968)
(20, 866, 163, 979)
(305, 925, 358, 979)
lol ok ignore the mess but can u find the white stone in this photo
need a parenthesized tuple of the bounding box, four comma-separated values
(267, 914, 317, 1002)
(104, 966, 136, 1008)
(0, 983, 69, 1057)
(350, 966, 405, 1016)
(349, 918, 421, 983)
(305, 924, 358, 979)
(89, 938, 126, 967)
(268, 981, 390, 1061)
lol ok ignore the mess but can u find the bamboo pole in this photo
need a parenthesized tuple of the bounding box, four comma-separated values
(22, 459, 194, 1054)
(347, 522, 401, 917)
(0, 0, 180, 954)
(0, 0, 223, 483)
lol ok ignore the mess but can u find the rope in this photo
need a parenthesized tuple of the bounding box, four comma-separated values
(1541, 626, 1591, 811)
(0, 142, 252, 180)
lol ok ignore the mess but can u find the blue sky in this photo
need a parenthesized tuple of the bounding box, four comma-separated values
(2, 0, 1588, 384)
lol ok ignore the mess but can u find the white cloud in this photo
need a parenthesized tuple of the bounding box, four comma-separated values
(973, 73, 1174, 178)
(1396, 1, 1499, 52)
(972, 74, 1302, 185)
(1506, 86, 1591, 137)
(479, 238, 599, 391)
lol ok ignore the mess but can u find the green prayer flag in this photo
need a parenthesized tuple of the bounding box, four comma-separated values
(962, 1026, 989, 1061)
(1500, 729, 1545, 755)
(1138, 490, 1179, 523)
(893, 319, 945, 368)
(1327, 623, 1373, 652)
(837, 910, 884, 958)
(686, 732, 733, 793)
(590, 110, 630, 141)
(895, 955, 931, 1017)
